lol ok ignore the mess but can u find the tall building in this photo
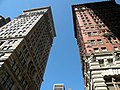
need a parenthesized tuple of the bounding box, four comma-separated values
(72, 0, 120, 90)
(0, 7, 56, 90)
(53, 84, 65, 90)
(0, 16, 11, 27)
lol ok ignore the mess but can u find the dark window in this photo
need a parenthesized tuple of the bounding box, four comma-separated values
(101, 47, 107, 52)
(97, 39, 103, 44)
(94, 48, 99, 53)
(91, 40, 96, 45)
(98, 59, 104, 67)
(88, 32, 91, 36)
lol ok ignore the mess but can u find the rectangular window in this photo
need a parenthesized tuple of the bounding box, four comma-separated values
(115, 40, 120, 45)
(84, 23, 87, 26)
(107, 59, 113, 65)
(87, 20, 90, 22)
(114, 47, 119, 51)
(98, 59, 104, 67)
(2, 46, 7, 50)
(97, 39, 104, 44)
(82, 20, 85, 22)
(89, 23, 92, 26)
(91, 40, 96, 45)
(88, 32, 91, 36)
(86, 27, 89, 30)
(101, 47, 107, 52)
(0, 41, 5, 46)
(93, 32, 98, 36)
(94, 48, 99, 53)
(7, 46, 12, 50)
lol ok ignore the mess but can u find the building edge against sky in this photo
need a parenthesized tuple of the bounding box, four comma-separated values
(0, 6, 56, 90)
(72, 0, 120, 90)
(0, 16, 11, 27)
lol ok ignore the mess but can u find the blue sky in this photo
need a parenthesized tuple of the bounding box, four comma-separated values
(0, 0, 120, 90)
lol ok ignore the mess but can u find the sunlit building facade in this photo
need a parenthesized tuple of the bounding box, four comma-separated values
(0, 7, 56, 90)
(72, 0, 120, 90)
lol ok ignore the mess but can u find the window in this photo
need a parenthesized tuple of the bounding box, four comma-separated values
(115, 40, 120, 45)
(2, 46, 7, 50)
(82, 20, 85, 22)
(84, 23, 87, 26)
(5, 78, 14, 90)
(98, 59, 104, 67)
(107, 59, 113, 65)
(87, 20, 90, 22)
(89, 23, 92, 26)
(7, 46, 12, 50)
(13, 40, 17, 43)
(0, 41, 5, 46)
(82, 17, 84, 20)
(91, 27, 94, 30)
(86, 27, 89, 30)
(108, 38, 114, 44)
(91, 40, 96, 45)
(93, 32, 98, 36)
(88, 32, 92, 36)
(114, 47, 119, 51)
(86, 17, 88, 19)
(101, 47, 107, 52)
(94, 48, 99, 53)
(97, 39, 104, 44)
(0, 53, 5, 57)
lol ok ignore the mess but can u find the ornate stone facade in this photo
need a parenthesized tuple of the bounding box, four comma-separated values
(72, 0, 120, 90)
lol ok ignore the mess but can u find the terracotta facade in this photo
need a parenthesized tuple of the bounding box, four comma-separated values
(72, 0, 120, 90)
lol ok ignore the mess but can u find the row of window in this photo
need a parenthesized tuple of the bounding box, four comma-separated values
(90, 39, 120, 46)
(88, 31, 98, 36)
(93, 46, 119, 53)
(84, 22, 93, 26)
(90, 39, 103, 45)
(0, 11, 41, 39)
(98, 58, 113, 67)
(85, 26, 95, 30)
(94, 47, 107, 53)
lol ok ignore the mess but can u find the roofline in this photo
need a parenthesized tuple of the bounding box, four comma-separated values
(72, 0, 116, 39)
(23, 6, 56, 37)
(72, 0, 116, 7)
(23, 6, 51, 12)
(72, 5, 77, 38)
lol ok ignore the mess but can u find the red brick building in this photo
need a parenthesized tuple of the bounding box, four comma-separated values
(72, 0, 120, 90)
